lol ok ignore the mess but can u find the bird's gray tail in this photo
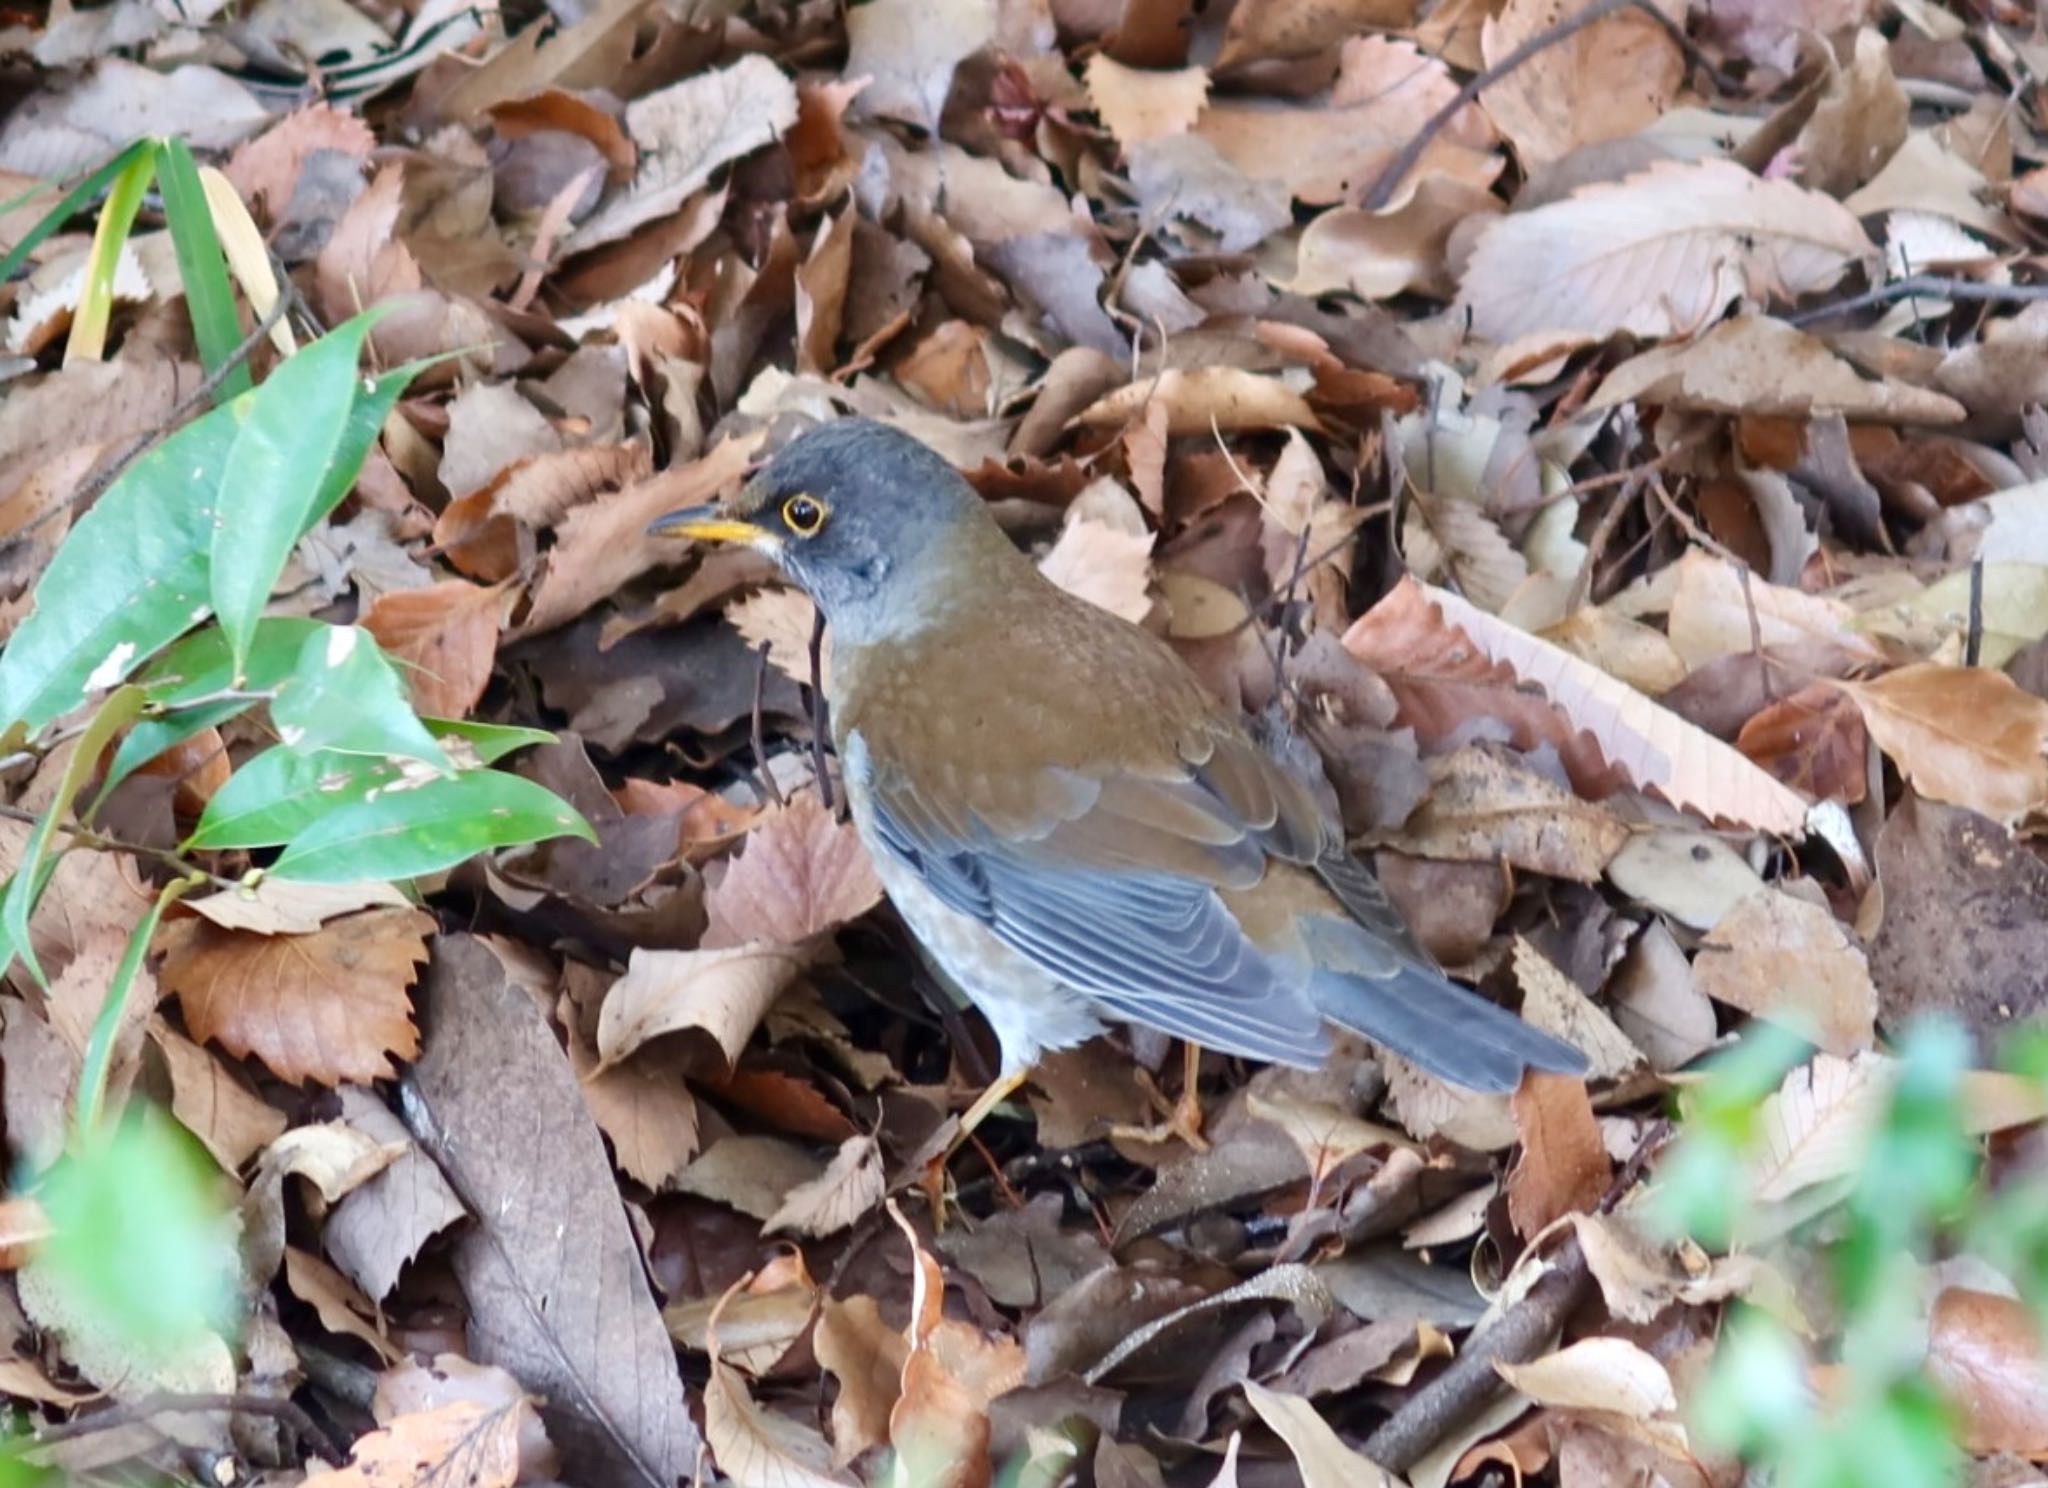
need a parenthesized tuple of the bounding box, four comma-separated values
(1308, 961, 1589, 1093)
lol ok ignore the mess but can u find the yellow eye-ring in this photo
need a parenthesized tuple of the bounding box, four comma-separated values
(782, 494, 827, 536)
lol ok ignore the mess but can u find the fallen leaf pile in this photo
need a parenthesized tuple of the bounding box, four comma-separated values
(9, 0, 2048, 1484)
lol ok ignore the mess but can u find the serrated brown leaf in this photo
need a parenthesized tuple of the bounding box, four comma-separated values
(160, 907, 434, 1087)
(703, 793, 882, 949)
(1343, 578, 1809, 833)
(361, 579, 505, 720)
(1479, 0, 1683, 168)
(1736, 680, 1868, 805)
(1691, 889, 1877, 1056)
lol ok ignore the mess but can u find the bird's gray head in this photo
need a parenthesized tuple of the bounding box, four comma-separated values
(649, 418, 996, 644)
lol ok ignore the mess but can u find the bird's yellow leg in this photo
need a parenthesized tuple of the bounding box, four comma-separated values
(1112, 1043, 1211, 1152)
(920, 1070, 1030, 1219)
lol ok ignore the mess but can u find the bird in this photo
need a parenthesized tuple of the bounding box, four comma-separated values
(650, 418, 1587, 1139)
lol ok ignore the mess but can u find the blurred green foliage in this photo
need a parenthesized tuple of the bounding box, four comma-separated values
(1656, 1019, 2048, 1488)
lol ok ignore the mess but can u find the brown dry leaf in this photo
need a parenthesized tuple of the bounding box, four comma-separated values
(324, 1086, 468, 1302)
(667, 1254, 819, 1376)
(159, 907, 434, 1087)
(703, 793, 883, 948)
(763, 1133, 885, 1238)
(1591, 316, 1965, 425)
(1506, 1072, 1611, 1240)
(148, 1018, 286, 1173)
(1836, 664, 2048, 826)
(1542, 605, 1687, 696)
(705, 1279, 855, 1488)
(1240, 1380, 1398, 1488)
(1197, 35, 1496, 208)
(1343, 578, 1810, 834)
(1609, 921, 1719, 1070)
(1795, 27, 1909, 197)
(1084, 55, 1208, 146)
(314, 163, 421, 326)
(595, 945, 808, 1073)
(1737, 681, 1869, 806)
(285, 1246, 403, 1366)
(1692, 889, 1877, 1056)
(571, 1033, 701, 1192)
(1924, 1287, 2048, 1455)
(301, 1401, 520, 1488)
(1074, 368, 1321, 435)
(815, 1295, 909, 1466)
(1217, 0, 1415, 68)
(223, 104, 376, 222)
(569, 56, 798, 250)
(1375, 745, 1628, 883)
(522, 431, 763, 636)
(361, 580, 505, 720)
(1479, 0, 1684, 168)
(1455, 159, 1874, 343)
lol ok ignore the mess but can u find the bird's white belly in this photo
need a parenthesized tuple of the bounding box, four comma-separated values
(853, 809, 1107, 1075)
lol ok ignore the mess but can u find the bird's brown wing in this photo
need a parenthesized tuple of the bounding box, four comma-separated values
(844, 722, 1333, 1067)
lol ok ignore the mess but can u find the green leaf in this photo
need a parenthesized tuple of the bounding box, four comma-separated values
(0, 351, 406, 735)
(271, 625, 450, 772)
(75, 877, 199, 1137)
(210, 312, 386, 675)
(101, 618, 324, 794)
(269, 769, 594, 883)
(186, 720, 555, 853)
(0, 688, 145, 988)
(155, 138, 249, 402)
(186, 745, 399, 851)
(0, 141, 154, 289)
(64, 143, 155, 364)
(35, 1103, 240, 1352)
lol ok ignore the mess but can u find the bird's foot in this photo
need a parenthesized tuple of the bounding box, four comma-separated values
(920, 1071, 1030, 1225)
(1120, 1060, 1211, 1152)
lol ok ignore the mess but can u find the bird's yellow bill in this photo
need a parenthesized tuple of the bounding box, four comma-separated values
(646, 504, 767, 545)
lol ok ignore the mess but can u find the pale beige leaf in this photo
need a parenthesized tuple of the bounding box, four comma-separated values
(1074, 368, 1321, 435)
(1749, 1051, 1887, 1206)
(1247, 1092, 1411, 1181)
(570, 56, 798, 250)
(1037, 517, 1154, 624)
(1403, 495, 1527, 616)
(1290, 177, 1501, 301)
(729, 585, 827, 688)
(1378, 745, 1629, 883)
(845, 0, 995, 129)
(1512, 939, 1642, 1080)
(1240, 1381, 1398, 1488)
(183, 878, 410, 935)
(763, 1134, 884, 1238)
(1084, 56, 1208, 147)
(1494, 1337, 1678, 1418)
(1456, 158, 1874, 342)
(302, 1401, 520, 1488)
(595, 944, 809, 1071)
(1604, 829, 1764, 932)
(706, 1293, 856, 1488)
(1838, 664, 2048, 825)
(1692, 889, 1878, 1056)
(814, 1295, 909, 1465)
(1542, 605, 1686, 695)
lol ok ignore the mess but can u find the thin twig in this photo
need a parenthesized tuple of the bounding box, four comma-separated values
(1737, 562, 1771, 702)
(748, 641, 786, 811)
(808, 606, 836, 817)
(2, 292, 294, 556)
(1565, 473, 1642, 615)
(20, 1391, 341, 1466)
(0, 802, 232, 887)
(1966, 557, 1985, 668)
(1361, 0, 1734, 210)
(1789, 275, 2048, 326)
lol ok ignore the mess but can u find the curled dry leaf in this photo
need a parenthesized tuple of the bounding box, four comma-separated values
(158, 906, 435, 1087)
(1073, 368, 1322, 436)
(1239, 1380, 1397, 1488)
(1456, 159, 1874, 342)
(595, 943, 810, 1073)
(1513, 938, 1641, 1080)
(1375, 743, 1629, 883)
(1836, 664, 2048, 826)
(1736, 680, 1869, 806)
(1479, 0, 1684, 168)
(1494, 1337, 1683, 1453)
(1344, 578, 1810, 835)
(1038, 515, 1155, 624)
(814, 1294, 910, 1465)
(1691, 889, 1877, 1057)
(373, 1353, 559, 1484)
(705, 1274, 856, 1488)
(667, 1253, 820, 1376)
(1662, 550, 1879, 672)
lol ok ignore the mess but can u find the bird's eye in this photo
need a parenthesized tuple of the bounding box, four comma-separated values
(782, 494, 826, 536)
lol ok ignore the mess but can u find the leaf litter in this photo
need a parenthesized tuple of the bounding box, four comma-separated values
(8, 1, 2048, 1484)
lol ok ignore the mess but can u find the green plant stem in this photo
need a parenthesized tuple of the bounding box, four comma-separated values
(72, 874, 201, 1137)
